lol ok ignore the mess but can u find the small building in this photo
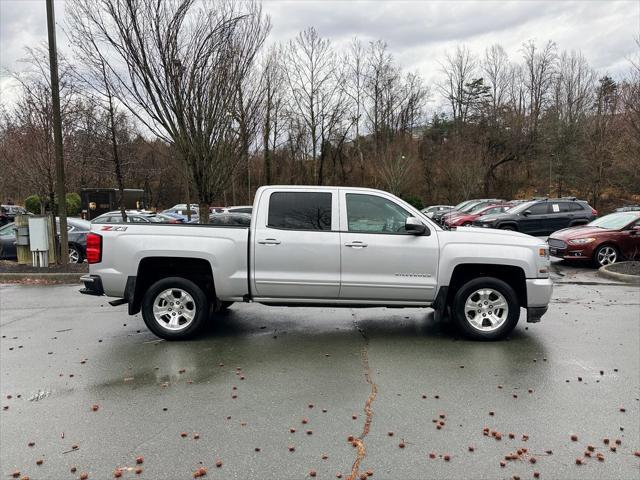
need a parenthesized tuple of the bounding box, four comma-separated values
(81, 188, 146, 220)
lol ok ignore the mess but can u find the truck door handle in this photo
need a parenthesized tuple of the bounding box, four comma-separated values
(345, 241, 368, 248)
(258, 238, 281, 245)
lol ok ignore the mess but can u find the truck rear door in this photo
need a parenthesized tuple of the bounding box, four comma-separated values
(251, 188, 341, 299)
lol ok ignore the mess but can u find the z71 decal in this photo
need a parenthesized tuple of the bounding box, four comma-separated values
(101, 226, 128, 231)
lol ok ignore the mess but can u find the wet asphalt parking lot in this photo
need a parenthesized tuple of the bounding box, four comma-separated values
(1, 262, 639, 480)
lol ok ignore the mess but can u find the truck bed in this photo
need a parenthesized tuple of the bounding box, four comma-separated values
(91, 224, 250, 300)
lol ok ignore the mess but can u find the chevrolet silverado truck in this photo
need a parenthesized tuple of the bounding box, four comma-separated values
(80, 186, 553, 341)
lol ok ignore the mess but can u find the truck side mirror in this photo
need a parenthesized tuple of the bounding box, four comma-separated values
(523, 210, 531, 216)
(406, 217, 427, 235)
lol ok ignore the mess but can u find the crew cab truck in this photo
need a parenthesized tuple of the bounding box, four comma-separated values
(80, 186, 553, 341)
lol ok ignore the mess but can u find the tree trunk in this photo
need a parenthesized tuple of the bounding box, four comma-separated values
(107, 92, 126, 221)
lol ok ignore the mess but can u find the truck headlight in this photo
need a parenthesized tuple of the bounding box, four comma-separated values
(538, 247, 549, 258)
(569, 237, 595, 245)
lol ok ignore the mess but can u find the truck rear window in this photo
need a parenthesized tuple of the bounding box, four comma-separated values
(268, 192, 332, 231)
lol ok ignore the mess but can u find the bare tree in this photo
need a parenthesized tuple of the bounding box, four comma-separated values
(438, 45, 478, 128)
(345, 38, 367, 180)
(260, 46, 285, 185)
(67, 0, 270, 222)
(68, 26, 131, 220)
(8, 47, 79, 212)
(283, 27, 341, 185)
(521, 40, 557, 139)
(483, 44, 511, 121)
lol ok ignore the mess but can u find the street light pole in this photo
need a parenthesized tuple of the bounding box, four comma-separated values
(46, 0, 68, 266)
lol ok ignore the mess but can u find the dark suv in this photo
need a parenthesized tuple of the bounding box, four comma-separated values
(473, 198, 597, 236)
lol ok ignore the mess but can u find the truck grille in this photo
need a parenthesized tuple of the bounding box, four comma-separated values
(548, 238, 566, 249)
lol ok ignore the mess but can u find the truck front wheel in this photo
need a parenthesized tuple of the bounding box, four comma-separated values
(451, 277, 520, 340)
(141, 277, 209, 340)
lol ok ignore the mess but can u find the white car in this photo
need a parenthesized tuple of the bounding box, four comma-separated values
(80, 186, 552, 341)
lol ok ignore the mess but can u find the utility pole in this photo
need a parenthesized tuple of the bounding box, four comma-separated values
(46, 0, 68, 266)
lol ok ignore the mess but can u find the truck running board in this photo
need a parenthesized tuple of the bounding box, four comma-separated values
(108, 298, 128, 307)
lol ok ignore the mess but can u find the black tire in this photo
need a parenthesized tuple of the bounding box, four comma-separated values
(451, 276, 520, 341)
(499, 224, 516, 231)
(462, 222, 472, 227)
(593, 244, 620, 268)
(141, 277, 209, 340)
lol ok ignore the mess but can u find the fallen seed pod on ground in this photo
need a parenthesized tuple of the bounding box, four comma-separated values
(193, 467, 207, 478)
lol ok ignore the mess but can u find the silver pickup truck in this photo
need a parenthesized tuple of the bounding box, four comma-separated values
(80, 186, 553, 341)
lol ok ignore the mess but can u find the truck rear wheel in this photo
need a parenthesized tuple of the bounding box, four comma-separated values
(141, 277, 208, 340)
(451, 277, 519, 340)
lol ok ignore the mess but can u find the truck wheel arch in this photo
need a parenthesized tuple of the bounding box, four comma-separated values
(445, 263, 527, 309)
(128, 257, 216, 315)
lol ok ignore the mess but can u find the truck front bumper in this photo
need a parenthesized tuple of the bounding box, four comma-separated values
(525, 277, 553, 323)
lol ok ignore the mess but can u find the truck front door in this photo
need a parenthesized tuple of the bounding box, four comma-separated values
(252, 189, 341, 299)
(338, 191, 439, 302)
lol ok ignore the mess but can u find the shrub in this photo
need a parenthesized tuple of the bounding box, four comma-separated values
(66, 192, 81, 216)
(402, 195, 424, 210)
(25, 195, 44, 214)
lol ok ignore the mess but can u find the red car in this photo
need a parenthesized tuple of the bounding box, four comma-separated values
(445, 203, 512, 228)
(548, 211, 640, 267)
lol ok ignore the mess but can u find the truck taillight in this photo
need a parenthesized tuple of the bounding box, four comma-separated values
(591, 208, 598, 216)
(86, 233, 102, 264)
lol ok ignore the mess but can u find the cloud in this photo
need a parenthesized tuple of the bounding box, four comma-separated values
(1, 0, 638, 109)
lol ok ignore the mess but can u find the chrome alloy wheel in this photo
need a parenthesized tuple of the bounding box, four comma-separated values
(68, 247, 80, 264)
(152, 288, 196, 331)
(596, 246, 617, 266)
(464, 288, 509, 332)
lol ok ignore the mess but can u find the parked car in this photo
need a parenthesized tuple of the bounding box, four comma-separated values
(444, 203, 512, 228)
(155, 213, 185, 224)
(548, 211, 640, 266)
(188, 213, 252, 226)
(1, 205, 27, 226)
(473, 198, 597, 236)
(163, 208, 198, 219)
(169, 204, 199, 212)
(440, 199, 504, 226)
(431, 199, 477, 224)
(225, 205, 253, 215)
(0, 222, 16, 259)
(92, 211, 165, 224)
(421, 205, 454, 219)
(0, 218, 90, 263)
(63, 218, 92, 263)
(80, 185, 552, 341)
(615, 205, 640, 212)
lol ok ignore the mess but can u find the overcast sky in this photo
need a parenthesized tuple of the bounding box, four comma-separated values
(1, 0, 638, 111)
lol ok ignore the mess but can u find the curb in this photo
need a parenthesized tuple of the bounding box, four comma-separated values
(0, 272, 83, 284)
(598, 264, 640, 285)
